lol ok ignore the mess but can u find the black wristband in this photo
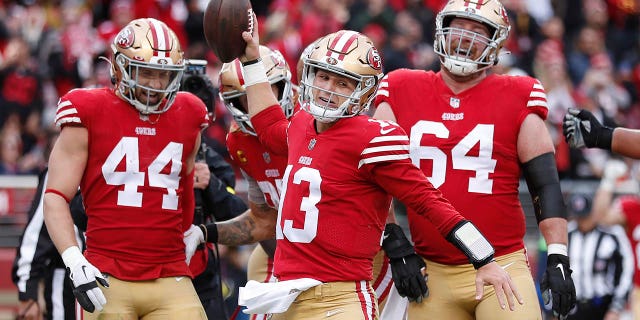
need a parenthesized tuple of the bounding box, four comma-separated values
(597, 126, 614, 150)
(241, 57, 262, 66)
(205, 223, 219, 243)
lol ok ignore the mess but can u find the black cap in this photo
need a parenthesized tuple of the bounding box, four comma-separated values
(567, 193, 592, 217)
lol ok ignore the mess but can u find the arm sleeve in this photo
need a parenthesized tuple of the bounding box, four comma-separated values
(251, 105, 289, 156)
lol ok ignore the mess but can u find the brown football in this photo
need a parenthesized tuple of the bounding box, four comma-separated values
(203, 0, 253, 63)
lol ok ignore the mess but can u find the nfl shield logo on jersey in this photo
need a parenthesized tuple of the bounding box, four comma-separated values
(263, 152, 271, 164)
(450, 97, 460, 108)
(308, 138, 317, 150)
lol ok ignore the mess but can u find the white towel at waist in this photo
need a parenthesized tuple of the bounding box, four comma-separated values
(239, 278, 323, 314)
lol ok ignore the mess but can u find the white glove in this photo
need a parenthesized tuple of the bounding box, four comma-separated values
(183, 224, 204, 265)
(61, 246, 108, 313)
(600, 159, 628, 191)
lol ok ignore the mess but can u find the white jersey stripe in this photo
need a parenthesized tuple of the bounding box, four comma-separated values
(376, 89, 389, 97)
(56, 117, 82, 127)
(370, 135, 409, 143)
(527, 100, 548, 108)
(55, 108, 78, 120)
(529, 91, 546, 98)
(358, 154, 410, 168)
(56, 100, 73, 112)
(362, 144, 409, 155)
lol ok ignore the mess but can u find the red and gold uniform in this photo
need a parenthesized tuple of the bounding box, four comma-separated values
(227, 122, 393, 318)
(251, 105, 465, 319)
(56, 88, 208, 280)
(374, 69, 547, 318)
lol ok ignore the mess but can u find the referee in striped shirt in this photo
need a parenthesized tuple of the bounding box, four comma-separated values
(12, 168, 85, 320)
(567, 192, 634, 320)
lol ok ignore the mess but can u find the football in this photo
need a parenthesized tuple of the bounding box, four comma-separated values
(203, 0, 253, 63)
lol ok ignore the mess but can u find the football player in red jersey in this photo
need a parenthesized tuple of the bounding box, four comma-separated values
(188, 19, 524, 319)
(221, 45, 294, 320)
(218, 45, 394, 319)
(43, 18, 207, 319)
(372, 0, 576, 319)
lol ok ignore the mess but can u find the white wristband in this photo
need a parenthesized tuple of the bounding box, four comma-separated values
(242, 60, 268, 87)
(547, 243, 568, 256)
(61, 246, 85, 268)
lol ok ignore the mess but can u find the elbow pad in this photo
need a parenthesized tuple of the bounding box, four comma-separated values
(446, 221, 495, 269)
(521, 152, 567, 224)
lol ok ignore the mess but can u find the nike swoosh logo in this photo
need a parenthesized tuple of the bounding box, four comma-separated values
(556, 263, 565, 281)
(81, 265, 88, 277)
(501, 262, 515, 270)
(380, 127, 396, 135)
(176, 277, 185, 282)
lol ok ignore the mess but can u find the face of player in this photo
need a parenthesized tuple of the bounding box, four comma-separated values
(311, 69, 357, 114)
(132, 67, 178, 105)
(447, 17, 491, 62)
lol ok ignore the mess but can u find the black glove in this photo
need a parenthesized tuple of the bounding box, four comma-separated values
(540, 254, 576, 320)
(563, 108, 613, 150)
(381, 223, 428, 302)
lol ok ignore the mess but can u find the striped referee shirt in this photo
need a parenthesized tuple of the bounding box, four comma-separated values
(568, 221, 634, 311)
(11, 169, 85, 319)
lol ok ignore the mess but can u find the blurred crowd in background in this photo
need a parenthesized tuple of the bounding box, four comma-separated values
(0, 0, 638, 181)
(2, 0, 640, 317)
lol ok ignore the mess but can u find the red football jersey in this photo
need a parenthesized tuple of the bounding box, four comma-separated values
(617, 195, 640, 286)
(227, 128, 289, 209)
(251, 106, 463, 282)
(55, 88, 208, 280)
(374, 70, 548, 265)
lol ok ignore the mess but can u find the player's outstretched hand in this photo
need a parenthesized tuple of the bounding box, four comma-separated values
(62, 246, 109, 313)
(563, 108, 613, 150)
(541, 254, 576, 320)
(382, 223, 429, 303)
(184, 224, 205, 265)
(475, 261, 524, 311)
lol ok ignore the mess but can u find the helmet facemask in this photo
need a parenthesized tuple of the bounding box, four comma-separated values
(219, 46, 294, 135)
(111, 18, 185, 115)
(434, 0, 510, 77)
(219, 88, 256, 136)
(299, 30, 382, 123)
(300, 61, 376, 123)
(115, 53, 184, 114)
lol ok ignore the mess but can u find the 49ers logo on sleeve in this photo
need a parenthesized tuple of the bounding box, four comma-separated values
(367, 48, 382, 70)
(116, 26, 135, 49)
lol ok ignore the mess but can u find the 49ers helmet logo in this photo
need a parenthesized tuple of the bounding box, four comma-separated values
(116, 26, 135, 49)
(367, 48, 382, 70)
